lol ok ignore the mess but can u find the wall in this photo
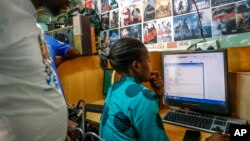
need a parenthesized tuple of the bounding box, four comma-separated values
(58, 46, 250, 106)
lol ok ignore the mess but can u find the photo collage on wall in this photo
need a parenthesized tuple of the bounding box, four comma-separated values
(84, 0, 250, 51)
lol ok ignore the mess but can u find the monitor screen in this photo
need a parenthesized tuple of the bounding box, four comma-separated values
(162, 50, 229, 115)
(103, 69, 114, 97)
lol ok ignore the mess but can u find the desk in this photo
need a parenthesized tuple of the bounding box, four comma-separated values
(86, 100, 212, 141)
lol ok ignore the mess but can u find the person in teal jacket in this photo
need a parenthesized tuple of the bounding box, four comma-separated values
(98, 38, 169, 141)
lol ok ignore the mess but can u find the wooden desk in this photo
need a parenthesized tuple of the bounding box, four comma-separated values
(86, 100, 212, 141)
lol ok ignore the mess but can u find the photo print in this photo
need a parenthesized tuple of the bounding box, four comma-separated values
(120, 26, 131, 38)
(235, 0, 250, 33)
(189, 0, 210, 12)
(130, 24, 142, 41)
(109, 9, 119, 29)
(157, 17, 172, 42)
(100, 30, 109, 49)
(120, 3, 142, 27)
(143, 21, 157, 44)
(211, 0, 241, 7)
(173, 0, 190, 16)
(101, 0, 110, 13)
(101, 12, 110, 30)
(173, 12, 210, 41)
(156, 0, 172, 19)
(143, 0, 156, 22)
(109, 29, 119, 46)
(109, 0, 118, 10)
(212, 4, 237, 36)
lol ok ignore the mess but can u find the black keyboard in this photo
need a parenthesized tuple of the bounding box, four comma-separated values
(162, 109, 247, 134)
(85, 104, 104, 113)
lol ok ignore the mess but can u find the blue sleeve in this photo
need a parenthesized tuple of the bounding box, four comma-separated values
(131, 88, 169, 141)
(44, 35, 70, 57)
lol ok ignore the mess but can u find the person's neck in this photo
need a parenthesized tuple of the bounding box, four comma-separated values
(31, 0, 42, 10)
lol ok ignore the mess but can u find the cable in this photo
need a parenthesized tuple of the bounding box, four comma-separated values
(192, 0, 206, 42)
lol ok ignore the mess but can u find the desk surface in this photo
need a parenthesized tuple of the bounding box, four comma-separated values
(86, 100, 212, 141)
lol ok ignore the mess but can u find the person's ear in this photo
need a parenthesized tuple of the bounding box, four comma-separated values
(131, 60, 141, 73)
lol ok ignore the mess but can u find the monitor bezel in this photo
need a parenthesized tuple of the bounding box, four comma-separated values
(162, 49, 229, 115)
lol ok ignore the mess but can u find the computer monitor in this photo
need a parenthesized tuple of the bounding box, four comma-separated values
(103, 69, 115, 97)
(162, 49, 229, 115)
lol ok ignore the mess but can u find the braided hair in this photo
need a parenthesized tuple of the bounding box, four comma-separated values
(99, 38, 147, 74)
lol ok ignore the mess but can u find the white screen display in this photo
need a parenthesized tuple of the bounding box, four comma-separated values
(163, 51, 226, 103)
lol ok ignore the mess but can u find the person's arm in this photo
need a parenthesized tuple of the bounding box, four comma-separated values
(45, 35, 80, 67)
(55, 47, 81, 67)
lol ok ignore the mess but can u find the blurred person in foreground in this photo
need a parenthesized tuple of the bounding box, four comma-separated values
(0, 0, 71, 140)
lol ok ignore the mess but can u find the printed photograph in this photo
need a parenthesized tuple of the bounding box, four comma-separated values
(101, 12, 110, 30)
(211, 0, 241, 7)
(101, 0, 110, 13)
(120, 3, 142, 27)
(109, 0, 118, 10)
(189, 0, 210, 12)
(109, 9, 119, 29)
(120, 26, 131, 38)
(173, 12, 210, 41)
(212, 4, 237, 36)
(235, 0, 250, 33)
(157, 18, 172, 42)
(143, 21, 157, 43)
(143, 0, 156, 22)
(109, 29, 119, 46)
(156, 0, 172, 19)
(173, 0, 190, 16)
(100, 30, 109, 49)
(130, 24, 142, 41)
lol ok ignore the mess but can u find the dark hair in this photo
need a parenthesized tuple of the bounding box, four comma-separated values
(99, 38, 147, 73)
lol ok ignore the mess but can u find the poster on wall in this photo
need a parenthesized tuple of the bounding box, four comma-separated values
(156, 0, 172, 19)
(212, 4, 237, 36)
(130, 24, 142, 40)
(143, 0, 156, 22)
(109, 9, 119, 29)
(174, 12, 208, 41)
(120, 0, 133, 7)
(157, 17, 173, 42)
(93, 0, 102, 14)
(100, 30, 109, 48)
(173, 0, 190, 16)
(109, 0, 119, 10)
(120, 3, 142, 27)
(101, 0, 110, 13)
(101, 12, 110, 30)
(235, 0, 250, 33)
(109, 29, 119, 46)
(143, 21, 157, 43)
(211, 0, 241, 7)
(198, 9, 212, 38)
(120, 26, 131, 38)
(84, 0, 93, 8)
(189, 0, 210, 12)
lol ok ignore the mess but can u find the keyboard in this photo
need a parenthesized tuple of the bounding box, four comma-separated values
(85, 104, 104, 113)
(162, 109, 247, 134)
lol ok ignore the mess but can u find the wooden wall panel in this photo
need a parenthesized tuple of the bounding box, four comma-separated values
(57, 56, 104, 105)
